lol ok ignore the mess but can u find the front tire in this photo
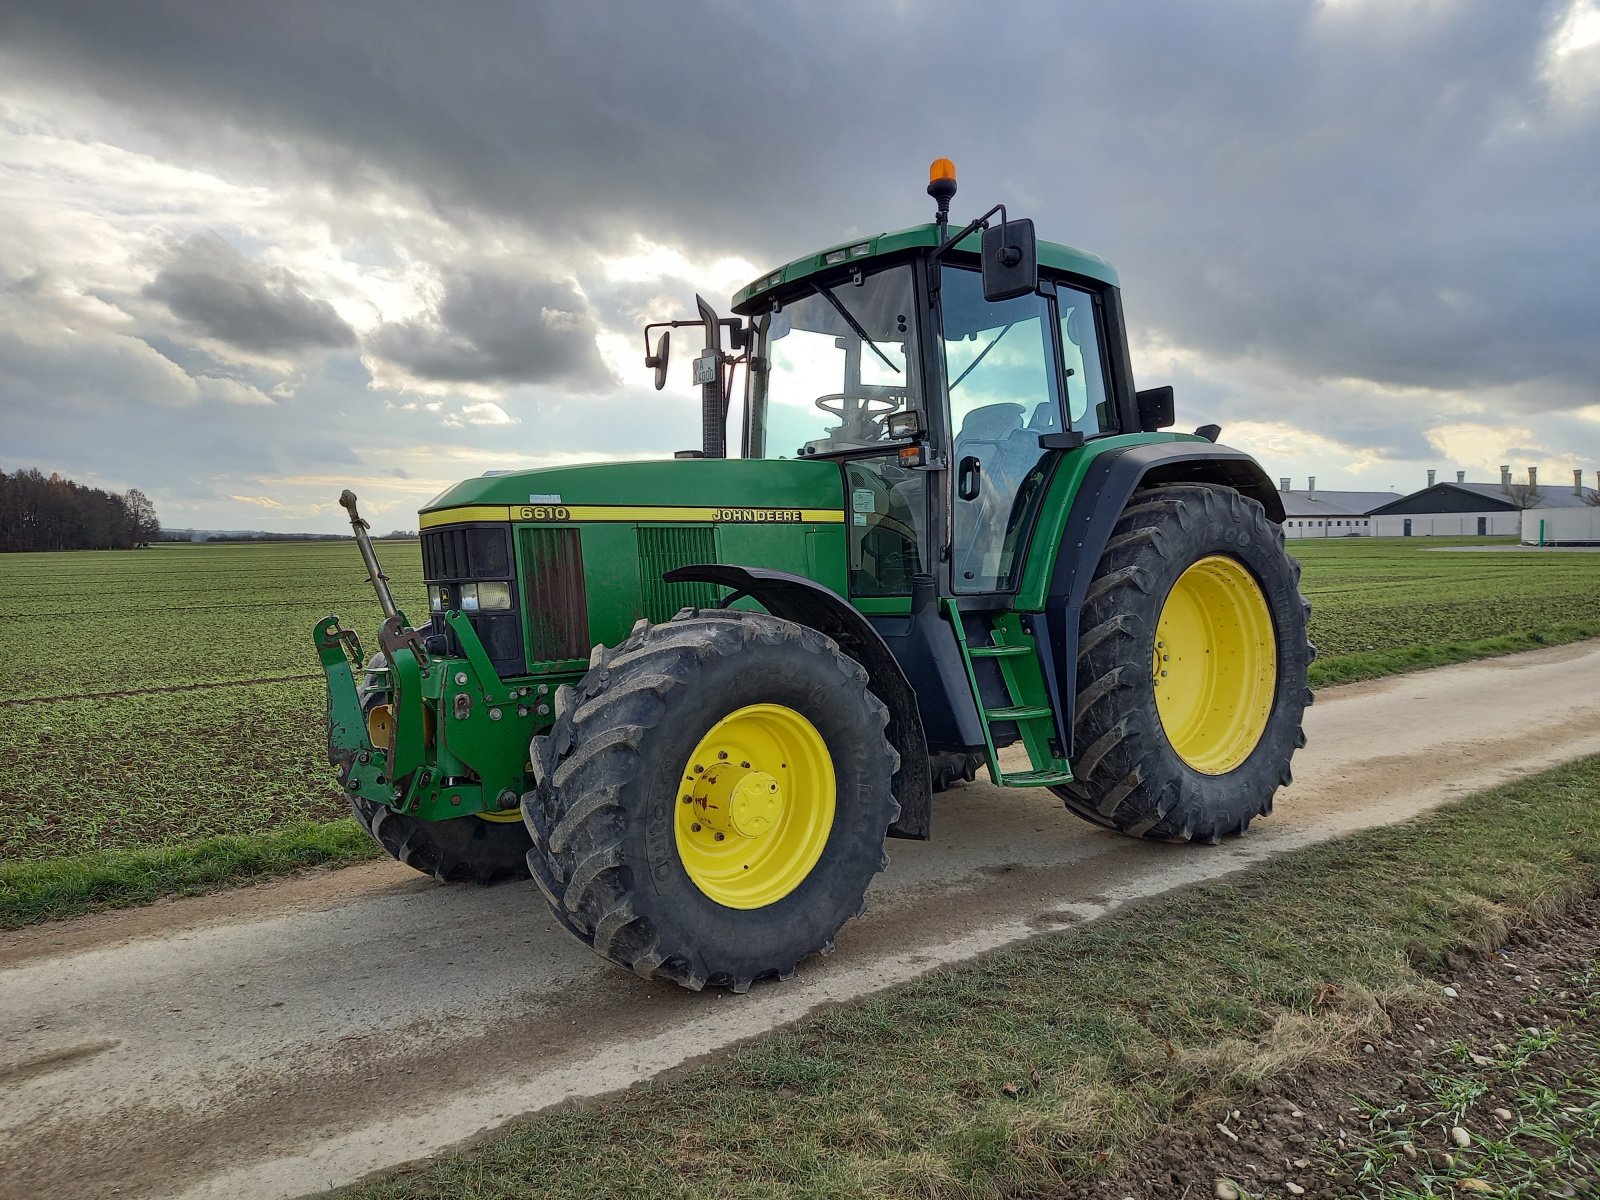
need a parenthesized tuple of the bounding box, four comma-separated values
(524, 610, 900, 991)
(1052, 485, 1312, 842)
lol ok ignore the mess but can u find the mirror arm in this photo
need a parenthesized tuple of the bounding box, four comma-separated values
(932, 203, 1007, 261)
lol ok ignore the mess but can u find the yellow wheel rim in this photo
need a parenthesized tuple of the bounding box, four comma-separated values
(674, 704, 836, 909)
(1152, 555, 1277, 775)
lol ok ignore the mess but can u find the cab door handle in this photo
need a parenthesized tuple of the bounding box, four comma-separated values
(957, 455, 982, 501)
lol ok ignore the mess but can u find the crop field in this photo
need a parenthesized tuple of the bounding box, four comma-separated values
(2, 536, 1598, 870)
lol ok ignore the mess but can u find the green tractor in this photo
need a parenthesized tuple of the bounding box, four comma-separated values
(315, 160, 1312, 992)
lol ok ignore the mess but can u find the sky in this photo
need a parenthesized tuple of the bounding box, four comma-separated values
(1, 0, 1597, 533)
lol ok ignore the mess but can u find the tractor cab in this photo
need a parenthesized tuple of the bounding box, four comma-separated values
(646, 161, 1140, 612)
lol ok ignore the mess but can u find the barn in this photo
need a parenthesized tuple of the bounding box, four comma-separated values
(1276, 477, 1399, 539)
(1370, 467, 1598, 537)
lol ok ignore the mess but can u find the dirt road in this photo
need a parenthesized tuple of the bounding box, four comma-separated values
(4, 642, 1599, 1200)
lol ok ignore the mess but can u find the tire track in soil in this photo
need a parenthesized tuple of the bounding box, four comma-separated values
(0, 673, 323, 707)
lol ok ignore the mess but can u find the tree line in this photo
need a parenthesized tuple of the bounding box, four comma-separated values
(0, 468, 161, 552)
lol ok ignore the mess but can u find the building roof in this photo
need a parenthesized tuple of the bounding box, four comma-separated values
(1452, 482, 1599, 510)
(1370, 481, 1600, 517)
(1278, 489, 1400, 518)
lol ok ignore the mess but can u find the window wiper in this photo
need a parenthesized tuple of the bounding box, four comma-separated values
(949, 322, 1015, 391)
(812, 282, 900, 376)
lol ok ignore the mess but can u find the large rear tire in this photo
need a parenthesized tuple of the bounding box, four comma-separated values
(349, 655, 532, 883)
(1052, 484, 1313, 842)
(524, 610, 900, 991)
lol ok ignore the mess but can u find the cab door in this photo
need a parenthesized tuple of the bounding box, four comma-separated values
(938, 266, 1111, 593)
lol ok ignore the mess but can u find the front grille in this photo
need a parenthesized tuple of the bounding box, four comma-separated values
(521, 526, 590, 663)
(637, 526, 720, 622)
(422, 526, 511, 579)
(420, 524, 524, 677)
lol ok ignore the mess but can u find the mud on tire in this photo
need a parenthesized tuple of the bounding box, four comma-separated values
(1051, 484, 1314, 842)
(523, 610, 900, 992)
(349, 655, 532, 884)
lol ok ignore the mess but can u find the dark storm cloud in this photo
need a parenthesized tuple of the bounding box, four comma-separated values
(1, 0, 1596, 486)
(367, 269, 612, 389)
(143, 234, 356, 354)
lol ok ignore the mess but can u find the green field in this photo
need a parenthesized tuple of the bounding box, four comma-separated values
(1, 535, 1597, 889)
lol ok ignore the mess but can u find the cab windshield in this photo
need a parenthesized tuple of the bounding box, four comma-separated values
(745, 264, 920, 459)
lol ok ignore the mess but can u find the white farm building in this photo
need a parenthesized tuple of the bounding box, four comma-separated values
(1369, 467, 1598, 538)
(1276, 477, 1399, 539)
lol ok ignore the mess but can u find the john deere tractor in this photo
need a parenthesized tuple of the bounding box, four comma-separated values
(315, 160, 1311, 992)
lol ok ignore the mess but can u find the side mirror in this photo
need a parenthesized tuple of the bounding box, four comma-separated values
(981, 217, 1037, 302)
(645, 330, 671, 391)
(1136, 385, 1176, 431)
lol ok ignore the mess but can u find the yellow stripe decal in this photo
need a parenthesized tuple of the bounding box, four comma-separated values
(419, 505, 846, 529)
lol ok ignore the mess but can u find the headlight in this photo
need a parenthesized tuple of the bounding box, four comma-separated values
(476, 581, 513, 610)
(429, 582, 511, 613)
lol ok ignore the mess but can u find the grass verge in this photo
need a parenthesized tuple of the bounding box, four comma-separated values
(1308, 620, 1600, 687)
(0, 818, 378, 929)
(333, 755, 1600, 1200)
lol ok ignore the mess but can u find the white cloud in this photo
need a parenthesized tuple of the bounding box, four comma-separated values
(442, 400, 516, 427)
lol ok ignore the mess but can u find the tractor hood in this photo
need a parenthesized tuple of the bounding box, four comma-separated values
(418, 458, 847, 527)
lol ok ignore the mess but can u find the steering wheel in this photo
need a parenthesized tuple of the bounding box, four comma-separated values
(814, 392, 903, 420)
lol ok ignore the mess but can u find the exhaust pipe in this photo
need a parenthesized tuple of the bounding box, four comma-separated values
(695, 294, 727, 459)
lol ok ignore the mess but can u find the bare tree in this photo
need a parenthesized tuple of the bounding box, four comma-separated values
(1502, 482, 1545, 510)
(124, 488, 161, 545)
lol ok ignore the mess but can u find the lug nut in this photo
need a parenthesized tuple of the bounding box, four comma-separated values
(682, 795, 693, 804)
(691, 822, 702, 833)
(713, 832, 725, 841)
(740, 760, 750, 768)
(718, 751, 729, 760)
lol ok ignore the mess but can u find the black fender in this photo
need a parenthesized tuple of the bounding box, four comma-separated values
(1042, 440, 1284, 759)
(662, 564, 933, 840)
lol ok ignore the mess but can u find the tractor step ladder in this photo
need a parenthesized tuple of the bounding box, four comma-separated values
(944, 604, 1074, 788)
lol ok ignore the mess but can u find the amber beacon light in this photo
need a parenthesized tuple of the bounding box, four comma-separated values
(928, 157, 957, 225)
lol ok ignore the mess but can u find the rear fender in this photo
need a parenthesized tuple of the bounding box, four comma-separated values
(1038, 441, 1283, 759)
(662, 564, 933, 839)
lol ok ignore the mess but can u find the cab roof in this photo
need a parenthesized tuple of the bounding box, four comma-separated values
(731, 221, 1119, 313)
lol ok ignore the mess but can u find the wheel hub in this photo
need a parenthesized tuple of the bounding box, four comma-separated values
(688, 765, 785, 839)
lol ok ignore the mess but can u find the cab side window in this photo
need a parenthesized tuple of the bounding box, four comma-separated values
(1056, 284, 1114, 437)
(940, 266, 1060, 592)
